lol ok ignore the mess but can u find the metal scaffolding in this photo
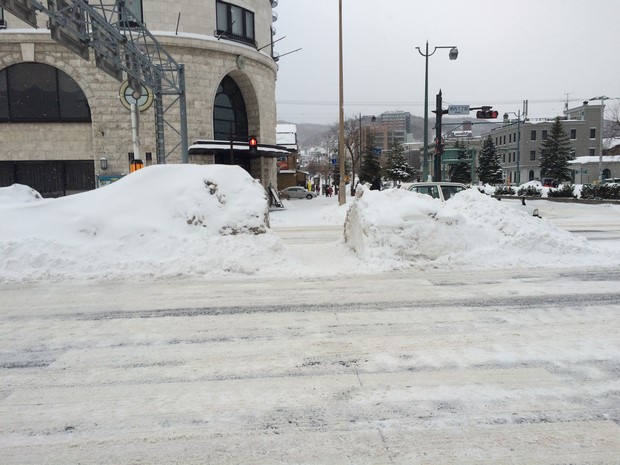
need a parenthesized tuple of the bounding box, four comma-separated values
(0, 0, 188, 163)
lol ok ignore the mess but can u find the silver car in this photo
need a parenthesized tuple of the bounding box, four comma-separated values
(279, 186, 317, 200)
(407, 182, 468, 201)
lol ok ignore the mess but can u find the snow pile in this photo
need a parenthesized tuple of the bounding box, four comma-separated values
(344, 187, 612, 268)
(0, 184, 43, 204)
(0, 165, 286, 282)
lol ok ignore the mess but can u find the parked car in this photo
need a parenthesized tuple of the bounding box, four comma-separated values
(407, 182, 468, 202)
(279, 186, 317, 200)
(408, 182, 541, 217)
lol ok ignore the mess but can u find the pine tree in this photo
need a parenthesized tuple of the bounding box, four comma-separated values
(384, 141, 415, 183)
(448, 140, 471, 184)
(539, 117, 574, 183)
(477, 135, 503, 184)
(359, 133, 382, 183)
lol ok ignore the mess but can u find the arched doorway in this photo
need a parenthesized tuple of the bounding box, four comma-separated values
(213, 75, 248, 142)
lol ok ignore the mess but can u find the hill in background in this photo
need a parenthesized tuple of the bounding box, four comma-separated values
(282, 115, 498, 152)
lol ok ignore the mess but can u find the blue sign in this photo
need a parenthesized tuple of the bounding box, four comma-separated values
(331, 157, 337, 165)
(373, 147, 382, 156)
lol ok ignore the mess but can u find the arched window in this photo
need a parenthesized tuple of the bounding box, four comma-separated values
(213, 76, 248, 141)
(602, 168, 611, 180)
(0, 63, 91, 123)
(529, 170, 535, 181)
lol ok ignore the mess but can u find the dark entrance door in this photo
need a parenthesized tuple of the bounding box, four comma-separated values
(0, 160, 95, 197)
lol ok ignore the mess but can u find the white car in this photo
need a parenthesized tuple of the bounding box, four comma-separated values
(407, 182, 468, 202)
(279, 186, 317, 200)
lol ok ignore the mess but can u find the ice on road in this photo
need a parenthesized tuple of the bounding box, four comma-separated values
(2, 191, 620, 464)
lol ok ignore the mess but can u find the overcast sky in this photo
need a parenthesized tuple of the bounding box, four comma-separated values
(273, 0, 620, 125)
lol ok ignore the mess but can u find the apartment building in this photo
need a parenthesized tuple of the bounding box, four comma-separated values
(489, 102, 602, 184)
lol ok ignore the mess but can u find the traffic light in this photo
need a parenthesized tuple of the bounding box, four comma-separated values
(434, 137, 445, 155)
(248, 136, 258, 154)
(476, 107, 499, 119)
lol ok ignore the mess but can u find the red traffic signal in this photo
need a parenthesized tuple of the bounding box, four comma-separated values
(476, 110, 499, 119)
(248, 136, 258, 154)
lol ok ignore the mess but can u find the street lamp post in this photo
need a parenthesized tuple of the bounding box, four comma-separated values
(415, 42, 458, 181)
(337, 0, 346, 205)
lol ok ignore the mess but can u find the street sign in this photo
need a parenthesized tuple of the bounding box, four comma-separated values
(448, 105, 470, 116)
(331, 158, 337, 165)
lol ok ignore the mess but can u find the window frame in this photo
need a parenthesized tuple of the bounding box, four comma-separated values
(216, 1, 256, 47)
(570, 129, 577, 140)
(0, 63, 91, 123)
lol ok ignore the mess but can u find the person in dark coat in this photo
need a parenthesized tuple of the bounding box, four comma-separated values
(370, 176, 381, 191)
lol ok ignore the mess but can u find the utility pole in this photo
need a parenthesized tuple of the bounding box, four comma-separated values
(433, 90, 447, 182)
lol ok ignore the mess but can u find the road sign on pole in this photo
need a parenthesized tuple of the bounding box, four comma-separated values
(448, 105, 470, 115)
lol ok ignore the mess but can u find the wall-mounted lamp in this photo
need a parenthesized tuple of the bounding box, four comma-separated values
(100, 157, 108, 170)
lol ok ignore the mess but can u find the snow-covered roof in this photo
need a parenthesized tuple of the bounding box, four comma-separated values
(604, 137, 620, 150)
(569, 155, 620, 165)
(276, 124, 298, 147)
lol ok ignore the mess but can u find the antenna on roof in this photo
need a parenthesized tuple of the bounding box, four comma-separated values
(258, 36, 286, 52)
(273, 48, 302, 62)
(564, 93, 573, 112)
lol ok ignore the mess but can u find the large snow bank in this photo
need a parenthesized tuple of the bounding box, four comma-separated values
(344, 187, 614, 268)
(0, 165, 285, 282)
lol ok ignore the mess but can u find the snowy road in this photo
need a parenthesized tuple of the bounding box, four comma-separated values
(1, 196, 620, 464)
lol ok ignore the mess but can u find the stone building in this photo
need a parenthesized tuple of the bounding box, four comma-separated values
(487, 102, 603, 185)
(0, 0, 281, 196)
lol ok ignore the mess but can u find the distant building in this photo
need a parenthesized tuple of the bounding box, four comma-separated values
(275, 124, 307, 189)
(486, 102, 603, 184)
(361, 111, 412, 155)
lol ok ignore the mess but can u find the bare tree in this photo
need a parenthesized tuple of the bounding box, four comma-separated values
(324, 117, 363, 193)
(607, 101, 620, 139)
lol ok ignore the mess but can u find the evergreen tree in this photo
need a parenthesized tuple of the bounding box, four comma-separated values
(384, 141, 415, 183)
(359, 133, 382, 183)
(477, 135, 504, 184)
(539, 117, 574, 183)
(448, 140, 471, 184)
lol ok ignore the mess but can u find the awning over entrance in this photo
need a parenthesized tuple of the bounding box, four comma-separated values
(188, 140, 292, 157)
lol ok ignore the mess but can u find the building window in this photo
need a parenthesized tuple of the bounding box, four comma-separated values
(509, 134, 512, 144)
(530, 150, 536, 161)
(589, 148, 595, 157)
(570, 129, 577, 140)
(590, 128, 596, 139)
(542, 130, 548, 140)
(216, 1, 256, 46)
(0, 8, 7, 28)
(213, 75, 248, 141)
(119, 0, 143, 27)
(530, 130, 536, 141)
(529, 170, 535, 181)
(502, 154, 505, 163)
(503, 135, 506, 145)
(0, 63, 91, 123)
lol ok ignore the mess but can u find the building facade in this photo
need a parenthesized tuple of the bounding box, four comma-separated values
(0, 0, 281, 196)
(488, 102, 603, 185)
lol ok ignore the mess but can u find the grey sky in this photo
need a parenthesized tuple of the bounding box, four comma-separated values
(273, 0, 620, 125)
